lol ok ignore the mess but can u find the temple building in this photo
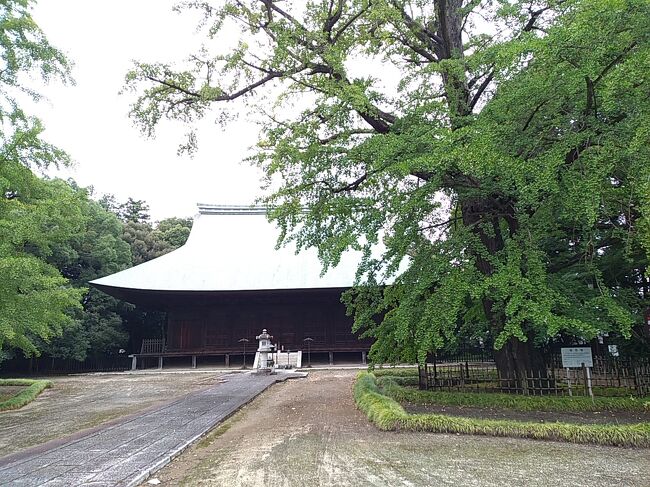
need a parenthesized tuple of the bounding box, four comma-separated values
(90, 204, 371, 368)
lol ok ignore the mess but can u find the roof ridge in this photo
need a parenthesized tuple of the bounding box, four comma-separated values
(197, 204, 268, 215)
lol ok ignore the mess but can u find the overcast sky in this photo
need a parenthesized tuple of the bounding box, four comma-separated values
(32, 1, 264, 221)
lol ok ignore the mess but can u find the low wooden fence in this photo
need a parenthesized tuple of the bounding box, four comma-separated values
(419, 356, 650, 397)
(0, 355, 132, 376)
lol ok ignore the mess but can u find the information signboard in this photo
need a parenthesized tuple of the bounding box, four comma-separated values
(561, 347, 593, 368)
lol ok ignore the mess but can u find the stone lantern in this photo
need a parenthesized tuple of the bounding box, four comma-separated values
(256, 329, 274, 371)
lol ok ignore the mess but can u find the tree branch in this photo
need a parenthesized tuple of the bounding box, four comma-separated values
(391, 0, 443, 56)
(469, 71, 494, 109)
(594, 42, 637, 85)
(419, 217, 462, 231)
(144, 76, 200, 98)
(318, 129, 375, 145)
(323, 0, 343, 37)
(332, 4, 371, 43)
(522, 100, 548, 131)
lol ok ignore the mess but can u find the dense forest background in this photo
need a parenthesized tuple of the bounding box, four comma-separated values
(2, 180, 192, 365)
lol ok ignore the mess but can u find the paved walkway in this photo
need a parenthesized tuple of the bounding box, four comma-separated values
(0, 371, 304, 486)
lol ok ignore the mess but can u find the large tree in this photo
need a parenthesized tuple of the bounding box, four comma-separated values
(126, 0, 650, 377)
(42, 185, 133, 360)
(0, 0, 85, 361)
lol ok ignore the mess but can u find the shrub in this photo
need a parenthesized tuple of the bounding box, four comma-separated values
(354, 373, 650, 447)
(0, 379, 52, 411)
(371, 367, 419, 378)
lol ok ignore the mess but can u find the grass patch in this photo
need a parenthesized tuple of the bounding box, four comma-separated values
(355, 372, 650, 447)
(372, 367, 419, 378)
(378, 378, 650, 413)
(0, 379, 52, 411)
(0, 388, 21, 402)
(196, 413, 239, 448)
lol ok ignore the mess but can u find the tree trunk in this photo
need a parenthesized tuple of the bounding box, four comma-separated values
(434, 0, 471, 121)
(493, 337, 548, 393)
(460, 196, 549, 391)
(433, 0, 550, 391)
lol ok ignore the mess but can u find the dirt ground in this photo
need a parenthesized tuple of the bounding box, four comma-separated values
(148, 370, 650, 487)
(0, 370, 224, 457)
(404, 403, 650, 424)
(0, 386, 25, 403)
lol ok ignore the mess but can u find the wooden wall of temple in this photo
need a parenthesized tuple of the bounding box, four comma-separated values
(165, 289, 372, 353)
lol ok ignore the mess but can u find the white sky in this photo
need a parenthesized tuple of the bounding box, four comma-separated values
(32, 1, 264, 221)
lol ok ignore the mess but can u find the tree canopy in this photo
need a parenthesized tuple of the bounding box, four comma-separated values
(0, 0, 81, 360)
(0, 0, 195, 364)
(41, 187, 133, 360)
(127, 0, 650, 372)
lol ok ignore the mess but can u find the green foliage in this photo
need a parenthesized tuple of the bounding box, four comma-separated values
(354, 372, 408, 430)
(0, 1, 83, 360)
(126, 0, 650, 366)
(26, 183, 133, 360)
(0, 0, 190, 363)
(379, 378, 650, 413)
(119, 197, 150, 223)
(0, 174, 85, 357)
(355, 373, 650, 447)
(0, 0, 71, 170)
(115, 207, 192, 266)
(156, 217, 193, 248)
(96, 198, 193, 349)
(0, 378, 52, 411)
(396, 411, 650, 448)
(372, 367, 419, 377)
(122, 221, 167, 265)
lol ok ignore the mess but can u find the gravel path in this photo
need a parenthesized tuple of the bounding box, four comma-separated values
(0, 370, 227, 458)
(0, 372, 303, 486)
(149, 370, 650, 487)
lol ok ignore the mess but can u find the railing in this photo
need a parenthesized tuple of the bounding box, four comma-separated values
(0, 355, 132, 376)
(419, 356, 650, 397)
(140, 338, 165, 354)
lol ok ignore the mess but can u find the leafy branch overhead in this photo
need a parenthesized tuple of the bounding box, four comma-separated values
(126, 0, 650, 371)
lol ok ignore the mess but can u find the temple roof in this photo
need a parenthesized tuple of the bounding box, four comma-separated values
(90, 204, 364, 293)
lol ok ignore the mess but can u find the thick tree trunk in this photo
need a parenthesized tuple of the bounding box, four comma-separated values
(493, 338, 548, 393)
(433, 0, 549, 391)
(434, 0, 471, 121)
(460, 196, 549, 391)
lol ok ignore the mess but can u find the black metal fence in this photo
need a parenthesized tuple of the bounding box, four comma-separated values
(0, 355, 132, 376)
(419, 355, 650, 397)
(432, 349, 495, 365)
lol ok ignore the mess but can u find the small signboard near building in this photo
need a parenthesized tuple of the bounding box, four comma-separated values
(561, 347, 593, 368)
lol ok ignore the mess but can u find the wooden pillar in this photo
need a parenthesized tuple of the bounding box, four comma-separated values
(131, 355, 137, 371)
(158, 356, 163, 369)
(225, 354, 230, 368)
(361, 351, 367, 365)
(329, 352, 334, 366)
(192, 355, 197, 369)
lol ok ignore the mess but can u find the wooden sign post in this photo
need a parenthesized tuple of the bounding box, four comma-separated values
(561, 347, 594, 401)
